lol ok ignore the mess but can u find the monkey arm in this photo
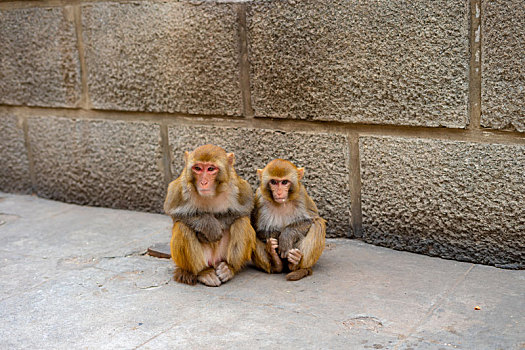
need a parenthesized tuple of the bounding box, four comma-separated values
(173, 213, 223, 243)
(215, 211, 243, 230)
(278, 219, 313, 257)
(164, 178, 184, 216)
(172, 207, 249, 243)
(214, 199, 254, 229)
(236, 178, 255, 215)
(255, 230, 280, 241)
(302, 186, 320, 217)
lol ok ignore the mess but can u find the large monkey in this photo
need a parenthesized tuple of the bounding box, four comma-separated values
(164, 144, 256, 287)
(252, 159, 326, 281)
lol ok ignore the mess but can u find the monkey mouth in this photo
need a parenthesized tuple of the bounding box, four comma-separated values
(275, 197, 287, 203)
(198, 189, 214, 197)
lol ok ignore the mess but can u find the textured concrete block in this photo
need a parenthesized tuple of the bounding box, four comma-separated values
(28, 116, 165, 212)
(481, 0, 525, 132)
(360, 136, 525, 268)
(247, 1, 468, 127)
(82, 2, 242, 116)
(0, 7, 81, 107)
(167, 125, 351, 237)
(0, 113, 32, 194)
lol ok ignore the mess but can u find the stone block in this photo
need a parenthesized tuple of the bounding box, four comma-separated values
(481, 0, 525, 132)
(359, 136, 525, 267)
(27, 116, 165, 212)
(82, 2, 242, 116)
(0, 7, 81, 107)
(167, 125, 352, 237)
(0, 112, 32, 194)
(247, 0, 468, 127)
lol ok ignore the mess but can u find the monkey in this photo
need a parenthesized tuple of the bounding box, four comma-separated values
(164, 144, 256, 287)
(252, 159, 326, 281)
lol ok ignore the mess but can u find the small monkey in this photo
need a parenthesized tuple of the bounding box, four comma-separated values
(164, 144, 256, 287)
(252, 159, 326, 281)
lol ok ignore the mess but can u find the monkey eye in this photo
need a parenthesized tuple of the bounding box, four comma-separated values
(192, 166, 202, 173)
(281, 180, 289, 185)
(207, 166, 216, 172)
(269, 179, 278, 185)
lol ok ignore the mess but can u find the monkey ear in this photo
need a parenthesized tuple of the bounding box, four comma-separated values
(297, 167, 305, 181)
(227, 153, 235, 166)
(257, 169, 263, 181)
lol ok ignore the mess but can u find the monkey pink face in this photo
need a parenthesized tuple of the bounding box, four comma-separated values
(192, 162, 219, 196)
(269, 179, 291, 203)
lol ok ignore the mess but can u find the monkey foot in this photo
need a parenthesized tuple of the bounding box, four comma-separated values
(287, 248, 303, 270)
(197, 268, 222, 287)
(173, 267, 197, 285)
(216, 262, 234, 283)
(286, 268, 312, 281)
(266, 238, 283, 273)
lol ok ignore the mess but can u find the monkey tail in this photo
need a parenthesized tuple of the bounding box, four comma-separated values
(286, 268, 312, 281)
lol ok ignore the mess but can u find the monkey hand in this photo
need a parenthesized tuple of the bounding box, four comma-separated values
(266, 238, 283, 273)
(278, 226, 304, 259)
(287, 248, 303, 267)
(267, 238, 279, 252)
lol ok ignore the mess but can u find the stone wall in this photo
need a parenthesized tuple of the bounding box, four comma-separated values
(0, 0, 523, 268)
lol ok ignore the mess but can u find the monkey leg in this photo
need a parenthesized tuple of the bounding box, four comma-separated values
(224, 216, 256, 275)
(297, 217, 326, 269)
(286, 218, 326, 281)
(215, 261, 234, 283)
(267, 238, 283, 273)
(170, 222, 208, 285)
(252, 238, 272, 273)
(252, 238, 283, 273)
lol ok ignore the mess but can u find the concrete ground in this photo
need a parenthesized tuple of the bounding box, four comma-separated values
(0, 193, 523, 350)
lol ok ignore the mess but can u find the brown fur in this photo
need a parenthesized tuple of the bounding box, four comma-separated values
(257, 159, 304, 203)
(252, 159, 326, 281)
(286, 268, 312, 281)
(174, 267, 197, 285)
(252, 238, 283, 274)
(297, 218, 326, 269)
(226, 217, 256, 272)
(165, 145, 256, 286)
(252, 239, 272, 273)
